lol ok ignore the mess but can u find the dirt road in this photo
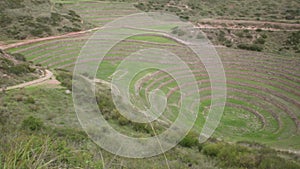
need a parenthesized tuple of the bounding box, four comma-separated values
(0, 27, 100, 50)
(6, 69, 55, 90)
(1, 18, 299, 51)
(196, 19, 300, 32)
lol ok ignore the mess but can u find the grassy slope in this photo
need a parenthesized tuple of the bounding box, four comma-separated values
(0, 50, 39, 86)
(0, 0, 91, 43)
(134, 0, 300, 55)
(1, 83, 299, 169)
(0, 85, 219, 169)
(1, 0, 300, 168)
(5, 31, 300, 151)
(135, 0, 300, 22)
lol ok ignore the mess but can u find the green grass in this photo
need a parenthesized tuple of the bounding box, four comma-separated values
(4, 31, 300, 152)
(60, 0, 139, 26)
(0, 84, 224, 169)
(128, 35, 177, 44)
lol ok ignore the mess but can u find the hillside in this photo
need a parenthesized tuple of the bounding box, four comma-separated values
(0, 0, 90, 42)
(0, 49, 41, 87)
(1, 0, 300, 168)
(134, 0, 300, 55)
(135, 0, 300, 22)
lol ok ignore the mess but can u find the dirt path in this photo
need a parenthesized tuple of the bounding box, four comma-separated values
(199, 19, 300, 26)
(197, 19, 300, 31)
(6, 69, 58, 90)
(0, 27, 100, 50)
(1, 18, 298, 51)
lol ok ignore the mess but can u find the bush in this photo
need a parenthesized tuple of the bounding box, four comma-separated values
(50, 12, 62, 26)
(217, 30, 226, 42)
(259, 155, 300, 169)
(202, 143, 223, 157)
(36, 16, 50, 24)
(237, 43, 263, 51)
(285, 31, 300, 52)
(132, 122, 151, 133)
(11, 53, 26, 61)
(30, 28, 43, 37)
(255, 37, 266, 44)
(0, 14, 12, 27)
(261, 34, 268, 39)
(30, 24, 52, 37)
(117, 115, 130, 126)
(224, 40, 233, 47)
(201, 141, 300, 169)
(217, 145, 239, 167)
(179, 131, 199, 148)
(8, 63, 31, 75)
(55, 70, 72, 90)
(134, 3, 148, 11)
(21, 116, 44, 131)
(172, 27, 185, 36)
(24, 97, 35, 104)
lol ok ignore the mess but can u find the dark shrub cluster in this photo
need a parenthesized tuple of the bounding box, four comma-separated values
(21, 116, 44, 131)
(202, 142, 300, 169)
(237, 43, 263, 51)
(55, 70, 73, 90)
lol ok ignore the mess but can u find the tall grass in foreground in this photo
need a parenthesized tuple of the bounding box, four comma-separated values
(1, 135, 58, 169)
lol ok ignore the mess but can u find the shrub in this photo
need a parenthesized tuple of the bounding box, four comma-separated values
(255, 37, 266, 44)
(179, 131, 199, 148)
(179, 14, 189, 21)
(237, 43, 263, 51)
(256, 28, 263, 32)
(14, 94, 24, 102)
(134, 3, 148, 11)
(50, 12, 62, 26)
(202, 143, 223, 157)
(55, 70, 72, 90)
(217, 145, 239, 167)
(8, 63, 31, 75)
(286, 15, 295, 20)
(243, 29, 249, 33)
(118, 115, 130, 126)
(217, 30, 226, 42)
(24, 97, 35, 104)
(11, 53, 26, 61)
(258, 155, 300, 169)
(285, 31, 300, 52)
(30, 28, 43, 37)
(261, 34, 268, 39)
(0, 14, 12, 27)
(132, 122, 151, 133)
(36, 16, 50, 24)
(235, 31, 244, 38)
(224, 40, 233, 47)
(21, 116, 44, 131)
(171, 27, 186, 36)
(68, 10, 80, 18)
(167, 6, 181, 13)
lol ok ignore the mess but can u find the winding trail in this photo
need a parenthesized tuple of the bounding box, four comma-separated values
(1, 18, 299, 51)
(6, 69, 57, 90)
(0, 27, 100, 50)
